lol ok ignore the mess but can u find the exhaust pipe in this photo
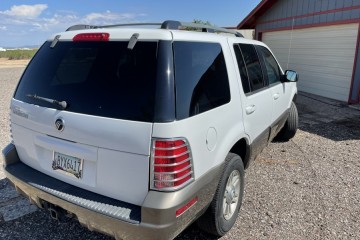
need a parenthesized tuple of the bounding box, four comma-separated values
(49, 207, 59, 220)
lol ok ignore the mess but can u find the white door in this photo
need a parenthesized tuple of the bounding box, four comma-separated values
(263, 23, 359, 102)
(230, 40, 273, 153)
(255, 45, 294, 124)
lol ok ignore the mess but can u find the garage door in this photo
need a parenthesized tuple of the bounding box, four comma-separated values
(263, 24, 359, 102)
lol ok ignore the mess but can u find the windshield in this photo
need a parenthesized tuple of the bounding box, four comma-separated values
(15, 41, 158, 122)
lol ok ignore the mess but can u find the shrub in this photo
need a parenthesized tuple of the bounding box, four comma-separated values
(0, 49, 38, 60)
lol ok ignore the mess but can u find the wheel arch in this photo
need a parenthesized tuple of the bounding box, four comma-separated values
(229, 137, 251, 169)
(286, 86, 298, 109)
(292, 92, 298, 103)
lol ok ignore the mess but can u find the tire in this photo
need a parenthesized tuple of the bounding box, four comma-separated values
(197, 153, 245, 236)
(276, 101, 298, 141)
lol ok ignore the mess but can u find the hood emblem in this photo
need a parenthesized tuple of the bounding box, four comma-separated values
(55, 118, 65, 132)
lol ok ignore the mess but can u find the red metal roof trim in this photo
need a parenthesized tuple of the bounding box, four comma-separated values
(237, 0, 278, 29)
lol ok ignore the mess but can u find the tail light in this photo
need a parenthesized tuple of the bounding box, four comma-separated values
(73, 33, 109, 41)
(151, 138, 194, 191)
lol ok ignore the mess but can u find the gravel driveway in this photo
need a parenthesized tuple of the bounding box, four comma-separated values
(1, 67, 360, 239)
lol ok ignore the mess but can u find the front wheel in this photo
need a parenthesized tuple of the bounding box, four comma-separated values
(197, 153, 244, 236)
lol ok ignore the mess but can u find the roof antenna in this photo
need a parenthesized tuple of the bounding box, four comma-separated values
(128, 33, 139, 50)
(286, 18, 295, 69)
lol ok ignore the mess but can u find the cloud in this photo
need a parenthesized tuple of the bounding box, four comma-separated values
(0, 6, 147, 46)
(82, 11, 146, 25)
(32, 13, 79, 31)
(0, 4, 48, 19)
(0, 5, 146, 31)
(34, 11, 147, 31)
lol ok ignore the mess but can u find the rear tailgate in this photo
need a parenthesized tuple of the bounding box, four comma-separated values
(10, 38, 162, 205)
(11, 100, 152, 205)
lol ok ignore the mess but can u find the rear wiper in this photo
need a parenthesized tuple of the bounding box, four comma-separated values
(26, 94, 68, 110)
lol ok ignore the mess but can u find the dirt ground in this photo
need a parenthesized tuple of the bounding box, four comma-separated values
(0, 59, 30, 69)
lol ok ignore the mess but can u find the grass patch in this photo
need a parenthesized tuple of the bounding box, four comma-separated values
(0, 49, 38, 60)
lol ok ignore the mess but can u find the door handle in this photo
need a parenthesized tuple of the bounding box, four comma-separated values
(273, 93, 280, 100)
(245, 105, 256, 115)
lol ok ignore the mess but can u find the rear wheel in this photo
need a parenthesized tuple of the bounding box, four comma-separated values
(276, 101, 298, 141)
(197, 153, 244, 236)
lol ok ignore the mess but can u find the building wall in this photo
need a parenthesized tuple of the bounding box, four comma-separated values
(256, 0, 360, 33)
(350, 25, 360, 103)
(263, 24, 358, 102)
(254, 0, 360, 103)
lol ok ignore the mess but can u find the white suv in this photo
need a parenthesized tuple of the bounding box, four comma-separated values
(2, 21, 298, 239)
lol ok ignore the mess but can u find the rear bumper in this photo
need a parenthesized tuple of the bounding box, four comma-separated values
(2, 144, 222, 240)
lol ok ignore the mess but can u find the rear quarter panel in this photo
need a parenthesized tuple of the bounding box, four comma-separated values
(152, 39, 249, 179)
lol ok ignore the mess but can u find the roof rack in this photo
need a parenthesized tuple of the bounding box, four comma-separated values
(162, 21, 244, 37)
(66, 20, 243, 38)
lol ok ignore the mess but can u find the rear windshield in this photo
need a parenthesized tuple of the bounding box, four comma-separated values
(15, 41, 158, 122)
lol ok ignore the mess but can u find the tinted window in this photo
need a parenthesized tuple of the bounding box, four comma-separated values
(257, 46, 281, 84)
(233, 44, 250, 94)
(239, 44, 264, 91)
(174, 42, 230, 119)
(15, 41, 158, 122)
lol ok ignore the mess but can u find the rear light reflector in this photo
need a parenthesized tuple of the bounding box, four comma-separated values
(9, 107, 13, 144)
(10, 123, 13, 144)
(73, 33, 109, 42)
(176, 197, 198, 217)
(151, 138, 194, 191)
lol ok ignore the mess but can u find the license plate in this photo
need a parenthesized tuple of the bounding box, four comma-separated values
(52, 152, 83, 179)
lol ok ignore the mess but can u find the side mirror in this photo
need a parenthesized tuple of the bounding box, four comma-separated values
(282, 70, 299, 82)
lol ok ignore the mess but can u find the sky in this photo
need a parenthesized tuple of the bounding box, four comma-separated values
(0, 0, 261, 47)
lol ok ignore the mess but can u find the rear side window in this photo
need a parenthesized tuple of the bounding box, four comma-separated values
(256, 46, 281, 85)
(239, 44, 265, 92)
(174, 42, 230, 119)
(234, 44, 250, 94)
(14, 41, 158, 122)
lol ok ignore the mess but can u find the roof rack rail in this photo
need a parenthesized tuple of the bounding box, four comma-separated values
(66, 20, 244, 37)
(66, 24, 98, 31)
(161, 20, 243, 37)
(66, 23, 162, 31)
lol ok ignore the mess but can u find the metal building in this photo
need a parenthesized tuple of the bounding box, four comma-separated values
(238, 0, 360, 103)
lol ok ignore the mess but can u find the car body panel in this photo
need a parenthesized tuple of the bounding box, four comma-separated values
(10, 99, 151, 205)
